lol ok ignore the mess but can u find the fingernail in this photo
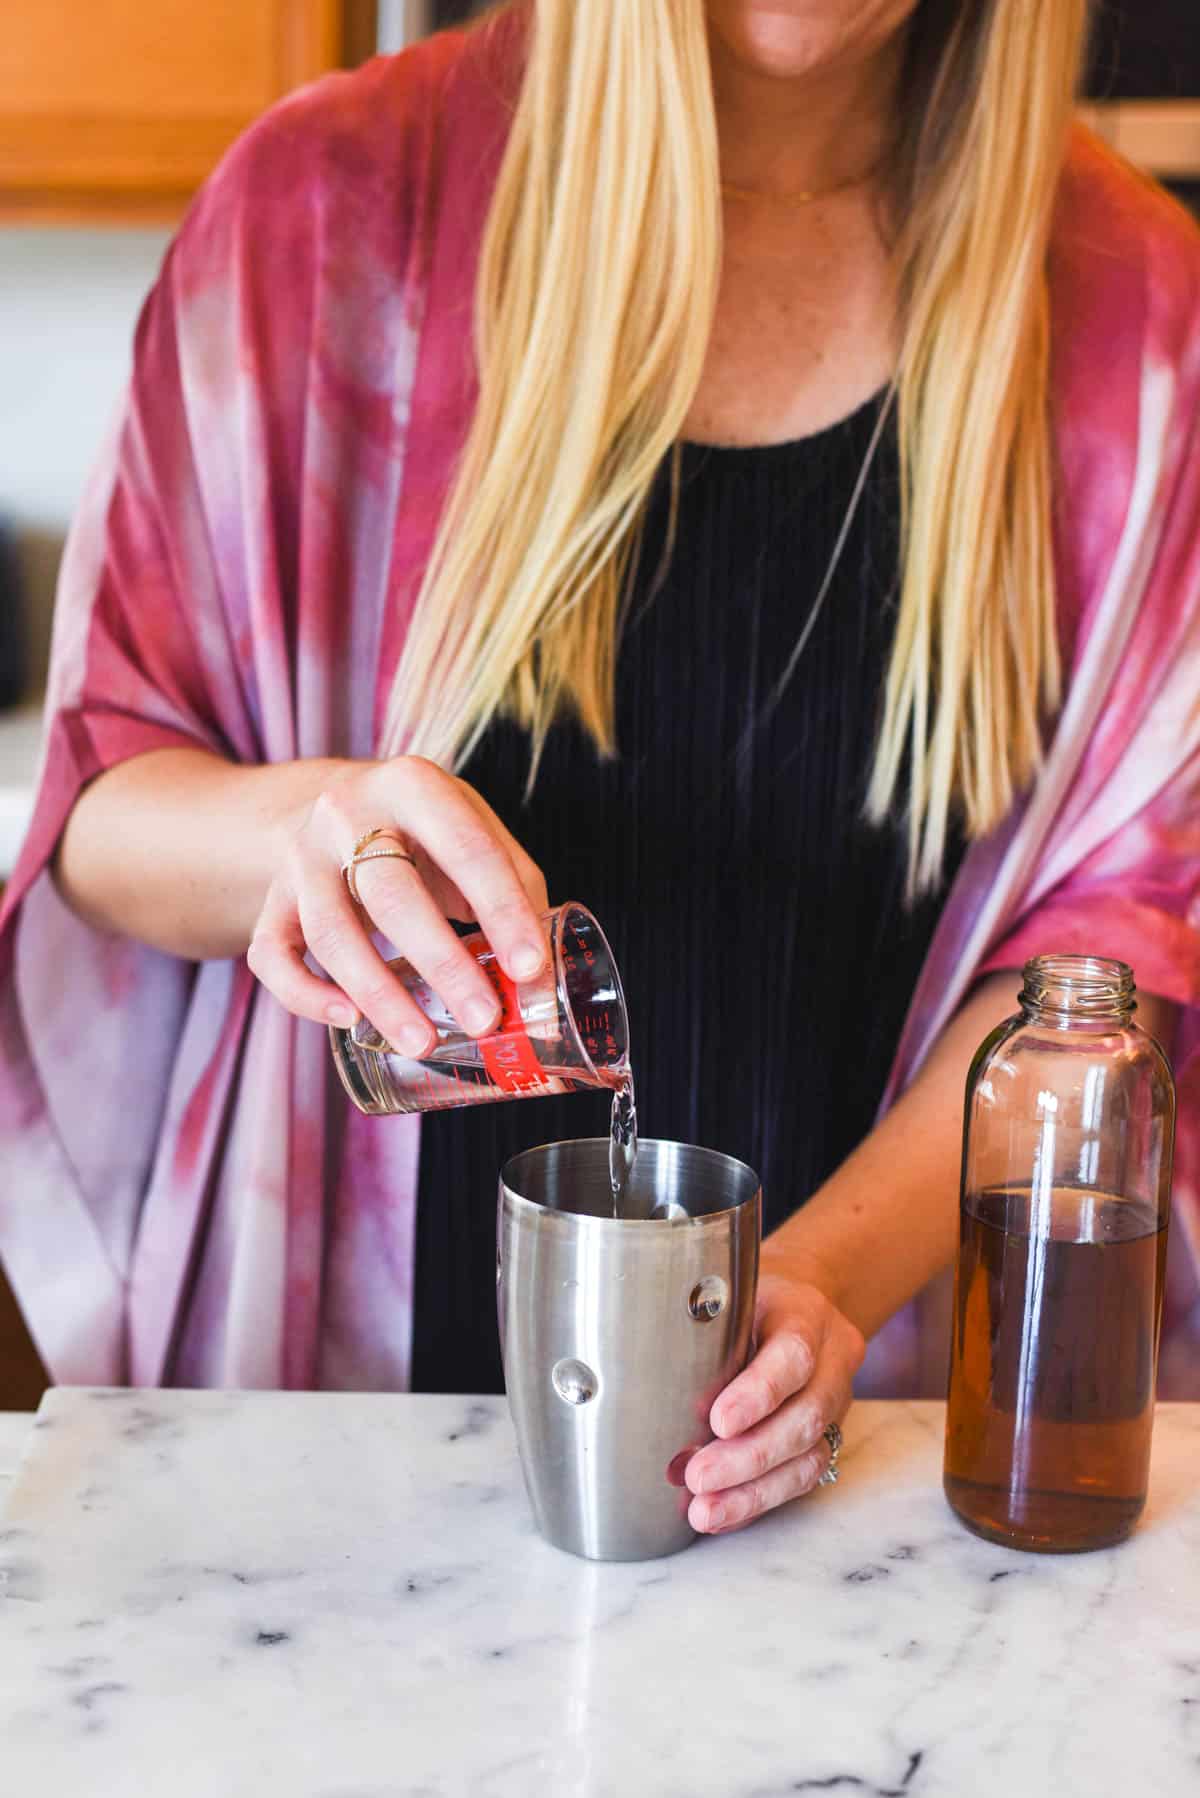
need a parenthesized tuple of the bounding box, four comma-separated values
(464, 997, 499, 1035)
(326, 1002, 357, 1029)
(706, 1502, 727, 1531)
(718, 1406, 746, 1438)
(666, 1449, 693, 1488)
(396, 1026, 431, 1059)
(510, 941, 544, 979)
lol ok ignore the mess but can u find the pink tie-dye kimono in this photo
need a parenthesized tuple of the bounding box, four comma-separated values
(2, 26, 1199, 1395)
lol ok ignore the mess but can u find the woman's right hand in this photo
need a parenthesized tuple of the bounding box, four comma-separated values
(247, 757, 549, 1056)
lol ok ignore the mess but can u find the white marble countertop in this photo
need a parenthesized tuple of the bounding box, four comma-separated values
(0, 1410, 34, 1496)
(2, 1392, 1197, 1797)
(0, 699, 42, 876)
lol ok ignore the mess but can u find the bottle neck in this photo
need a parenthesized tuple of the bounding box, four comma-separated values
(1019, 954, 1135, 1028)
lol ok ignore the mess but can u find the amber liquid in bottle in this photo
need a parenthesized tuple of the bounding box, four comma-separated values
(944, 1185, 1167, 1552)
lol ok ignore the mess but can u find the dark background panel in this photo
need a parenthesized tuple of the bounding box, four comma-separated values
(1086, 0, 1198, 99)
(432, 0, 482, 23)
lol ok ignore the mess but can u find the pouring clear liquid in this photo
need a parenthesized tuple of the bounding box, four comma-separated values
(609, 1072, 639, 1215)
(330, 900, 642, 1212)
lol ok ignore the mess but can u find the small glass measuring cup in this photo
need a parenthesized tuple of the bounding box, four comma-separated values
(329, 901, 629, 1116)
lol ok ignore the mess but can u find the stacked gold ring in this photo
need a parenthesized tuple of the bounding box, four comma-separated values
(341, 827, 416, 908)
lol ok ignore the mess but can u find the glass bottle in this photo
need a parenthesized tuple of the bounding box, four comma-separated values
(944, 955, 1174, 1552)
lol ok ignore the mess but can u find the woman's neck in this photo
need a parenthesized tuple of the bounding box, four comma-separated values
(708, 16, 909, 201)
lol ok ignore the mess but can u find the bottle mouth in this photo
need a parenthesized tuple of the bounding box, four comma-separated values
(1020, 954, 1135, 1022)
(552, 902, 630, 1084)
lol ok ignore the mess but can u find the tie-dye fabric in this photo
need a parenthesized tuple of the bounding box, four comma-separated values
(2, 26, 1198, 1394)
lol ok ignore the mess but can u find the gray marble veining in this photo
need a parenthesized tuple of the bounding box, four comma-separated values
(1, 1392, 1197, 1796)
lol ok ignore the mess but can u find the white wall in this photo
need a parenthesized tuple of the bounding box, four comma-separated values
(0, 227, 170, 687)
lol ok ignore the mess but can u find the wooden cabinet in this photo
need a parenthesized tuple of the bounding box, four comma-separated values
(0, 0, 378, 223)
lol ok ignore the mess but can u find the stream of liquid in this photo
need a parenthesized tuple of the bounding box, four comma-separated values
(608, 1071, 639, 1216)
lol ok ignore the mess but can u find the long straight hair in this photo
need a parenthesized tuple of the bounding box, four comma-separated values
(382, 0, 1090, 890)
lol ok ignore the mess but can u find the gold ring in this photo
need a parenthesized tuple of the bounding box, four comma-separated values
(341, 828, 416, 908)
(817, 1419, 843, 1488)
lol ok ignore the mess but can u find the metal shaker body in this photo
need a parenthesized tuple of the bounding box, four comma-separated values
(498, 1138, 761, 1561)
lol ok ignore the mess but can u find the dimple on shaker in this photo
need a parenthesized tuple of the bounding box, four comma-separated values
(944, 955, 1174, 1552)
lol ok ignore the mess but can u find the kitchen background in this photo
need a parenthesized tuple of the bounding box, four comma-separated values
(1, 0, 1197, 730)
(0, 0, 1196, 1409)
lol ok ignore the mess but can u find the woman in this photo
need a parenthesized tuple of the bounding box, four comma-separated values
(2, 1, 1198, 1537)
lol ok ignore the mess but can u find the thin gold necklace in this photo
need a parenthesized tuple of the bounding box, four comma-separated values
(720, 157, 885, 207)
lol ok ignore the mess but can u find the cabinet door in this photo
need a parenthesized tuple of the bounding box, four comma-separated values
(0, 0, 376, 222)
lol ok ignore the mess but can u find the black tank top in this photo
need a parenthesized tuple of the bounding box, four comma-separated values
(410, 394, 958, 1393)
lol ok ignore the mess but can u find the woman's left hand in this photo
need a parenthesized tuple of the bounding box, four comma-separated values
(683, 1273, 866, 1534)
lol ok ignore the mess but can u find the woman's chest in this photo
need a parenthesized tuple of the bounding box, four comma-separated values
(683, 200, 896, 449)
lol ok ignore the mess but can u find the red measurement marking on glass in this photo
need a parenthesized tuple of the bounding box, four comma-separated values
(469, 942, 548, 1095)
(564, 921, 596, 977)
(575, 1006, 618, 1068)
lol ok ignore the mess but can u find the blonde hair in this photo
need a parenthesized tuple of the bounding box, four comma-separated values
(383, 0, 1089, 890)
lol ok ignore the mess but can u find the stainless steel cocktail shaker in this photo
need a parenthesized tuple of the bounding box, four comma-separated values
(498, 1138, 760, 1561)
